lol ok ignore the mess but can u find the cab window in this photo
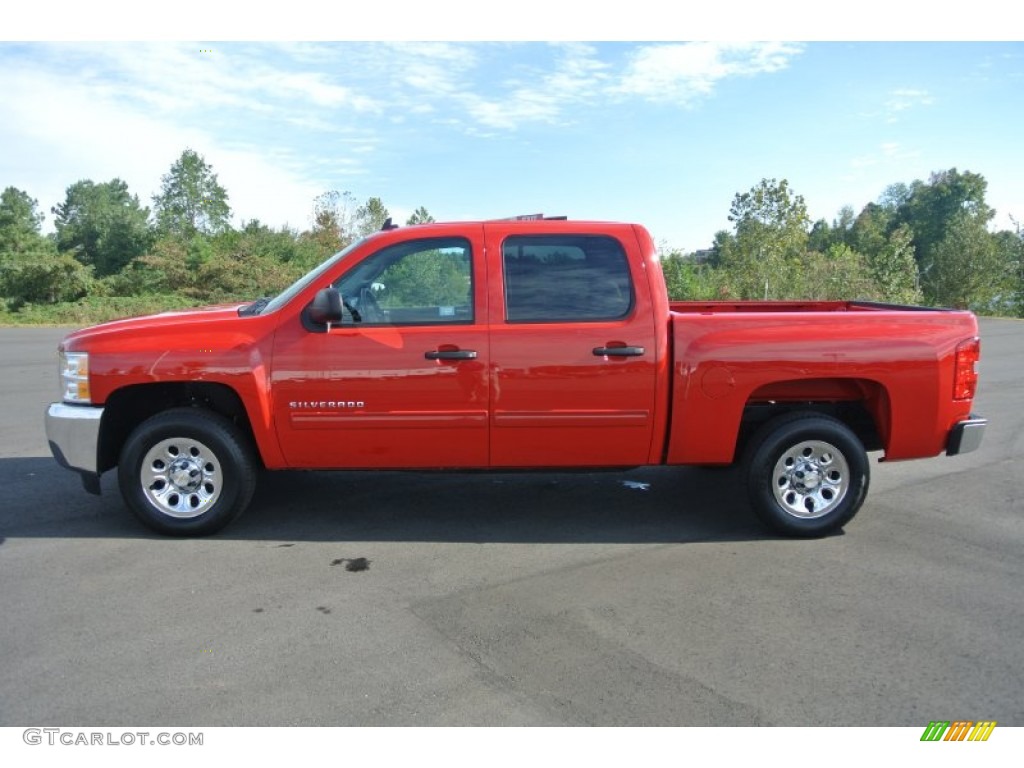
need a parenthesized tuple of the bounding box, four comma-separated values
(502, 235, 634, 323)
(334, 237, 473, 325)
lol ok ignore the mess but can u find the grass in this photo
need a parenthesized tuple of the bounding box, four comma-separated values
(0, 295, 213, 326)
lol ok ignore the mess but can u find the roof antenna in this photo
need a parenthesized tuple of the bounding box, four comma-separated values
(381, 217, 398, 231)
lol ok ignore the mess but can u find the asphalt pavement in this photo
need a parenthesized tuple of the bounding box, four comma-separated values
(0, 319, 1021, 726)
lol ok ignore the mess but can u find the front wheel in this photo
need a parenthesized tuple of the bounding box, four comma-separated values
(118, 408, 257, 536)
(743, 413, 869, 537)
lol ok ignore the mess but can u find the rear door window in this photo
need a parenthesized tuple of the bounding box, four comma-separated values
(502, 235, 633, 323)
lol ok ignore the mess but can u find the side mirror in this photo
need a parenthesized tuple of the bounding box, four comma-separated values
(309, 287, 343, 327)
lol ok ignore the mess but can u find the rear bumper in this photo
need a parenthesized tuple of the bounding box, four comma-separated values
(45, 403, 103, 482)
(946, 415, 986, 456)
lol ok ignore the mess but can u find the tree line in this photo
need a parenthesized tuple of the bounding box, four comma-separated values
(1, 149, 1021, 323)
(0, 149, 427, 323)
(662, 171, 1023, 315)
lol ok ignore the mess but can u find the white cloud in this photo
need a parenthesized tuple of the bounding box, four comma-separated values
(885, 88, 934, 115)
(460, 42, 610, 130)
(464, 90, 562, 129)
(544, 42, 611, 93)
(613, 42, 804, 104)
(0, 60, 327, 233)
(847, 141, 921, 173)
(849, 154, 878, 169)
(30, 43, 382, 121)
(0, 41, 812, 233)
(0, 43, 413, 231)
(202, 148, 326, 231)
(384, 41, 480, 97)
(54, 43, 271, 114)
(272, 72, 377, 110)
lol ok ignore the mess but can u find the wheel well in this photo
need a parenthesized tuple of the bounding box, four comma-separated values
(738, 400, 884, 461)
(98, 382, 257, 473)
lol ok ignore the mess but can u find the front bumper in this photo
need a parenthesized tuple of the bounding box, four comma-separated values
(946, 415, 987, 456)
(45, 403, 104, 490)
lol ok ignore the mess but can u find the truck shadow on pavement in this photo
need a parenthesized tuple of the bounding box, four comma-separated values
(0, 457, 787, 543)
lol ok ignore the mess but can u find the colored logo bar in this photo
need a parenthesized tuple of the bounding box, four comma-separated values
(920, 721, 997, 741)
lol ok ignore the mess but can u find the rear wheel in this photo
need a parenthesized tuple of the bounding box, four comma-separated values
(118, 408, 257, 536)
(743, 413, 869, 537)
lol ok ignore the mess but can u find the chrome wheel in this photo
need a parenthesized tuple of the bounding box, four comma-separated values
(140, 437, 223, 519)
(771, 439, 849, 519)
(120, 408, 257, 536)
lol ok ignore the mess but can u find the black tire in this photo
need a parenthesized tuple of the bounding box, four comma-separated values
(742, 412, 869, 538)
(118, 408, 257, 536)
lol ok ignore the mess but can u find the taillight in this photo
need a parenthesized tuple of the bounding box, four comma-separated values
(953, 337, 980, 401)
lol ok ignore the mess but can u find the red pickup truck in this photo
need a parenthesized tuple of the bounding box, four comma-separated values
(45, 218, 986, 537)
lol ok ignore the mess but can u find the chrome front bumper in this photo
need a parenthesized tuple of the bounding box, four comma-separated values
(45, 403, 103, 479)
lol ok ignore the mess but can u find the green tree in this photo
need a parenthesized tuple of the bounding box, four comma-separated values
(808, 219, 834, 254)
(660, 250, 727, 300)
(0, 187, 93, 308)
(355, 196, 390, 237)
(307, 190, 358, 257)
(879, 182, 911, 211)
(896, 168, 994, 269)
(865, 224, 922, 305)
(376, 248, 469, 308)
(833, 204, 857, 235)
(850, 202, 895, 258)
(231, 220, 312, 265)
(809, 206, 856, 254)
(803, 243, 875, 301)
(722, 178, 811, 299)
(129, 222, 317, 304)
(128, 238, 191, 295)
(153, 149, 231, 238)
(51, 179, 153, 277)
(1015, 225, 1024, 317)
(0, 187, 45, 255)
(0, 252, 94, 307)
(992, 220, 1023, 316)
(406, 206, 435, 225)
(927, 212, 1005, 309)
(197, 232, 302, 301)
(729, 178, 811, 244)
(705, 229, 733, 269)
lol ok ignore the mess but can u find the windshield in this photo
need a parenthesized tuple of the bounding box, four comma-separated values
(256, 238, 365, 316)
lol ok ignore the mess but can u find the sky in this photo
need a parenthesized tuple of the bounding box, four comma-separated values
(3, 5, 1023, 253)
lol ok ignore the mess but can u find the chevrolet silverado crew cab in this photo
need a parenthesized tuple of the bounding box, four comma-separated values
(45, 217, 986, 537)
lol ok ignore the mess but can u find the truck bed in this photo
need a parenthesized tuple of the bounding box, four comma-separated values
(668, 300, 943, 314)
(663, 302, 979, 466)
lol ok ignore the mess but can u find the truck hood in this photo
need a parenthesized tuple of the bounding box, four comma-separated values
(60, 303, 251, 349)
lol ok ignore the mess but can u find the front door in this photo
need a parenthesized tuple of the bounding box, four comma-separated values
(271, 232, 489, 469)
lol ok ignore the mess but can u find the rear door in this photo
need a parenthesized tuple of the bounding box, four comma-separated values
(485, 224, 658, 467)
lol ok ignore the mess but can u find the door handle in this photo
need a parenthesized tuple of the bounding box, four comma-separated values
(593, 346, 645, 357)
(425, 349, 478, 360)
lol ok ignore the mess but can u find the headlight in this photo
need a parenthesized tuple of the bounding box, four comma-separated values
(60, 351, 91, 403)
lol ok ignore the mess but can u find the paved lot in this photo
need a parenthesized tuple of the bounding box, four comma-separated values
(0, 319, 1021, 726)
